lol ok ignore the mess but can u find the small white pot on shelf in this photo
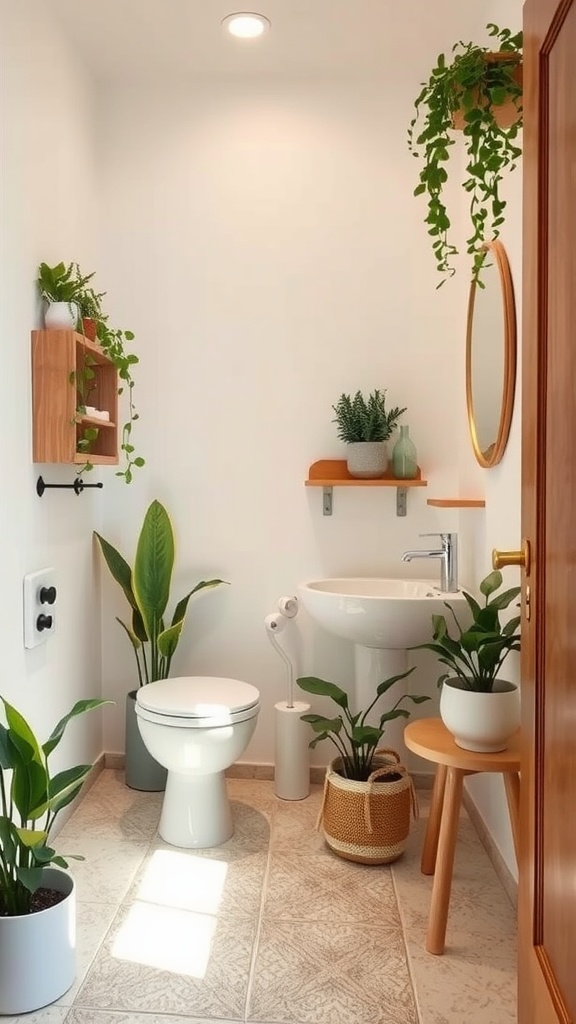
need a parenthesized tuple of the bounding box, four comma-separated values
(346, 441, 388, 479)
(440, 677, 520, 752)
(44, 301, 78, 330)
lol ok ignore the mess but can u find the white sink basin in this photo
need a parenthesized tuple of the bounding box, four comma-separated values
(299, 577, 467, 649)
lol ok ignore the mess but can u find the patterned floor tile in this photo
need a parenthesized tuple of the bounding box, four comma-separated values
(0, 1008, 69, 1024)
(65, 1012, 242, 1024)
(59, 772, 162, 842)
(56, 902, 119, 1006)
(125, 841, 267, 918)
(76, 904, 257, 1019)
(271, 786, 328, 854)
(264, 850, 400, 925)
(248, 919, 418, 1024)
(63, 838, 149, 905)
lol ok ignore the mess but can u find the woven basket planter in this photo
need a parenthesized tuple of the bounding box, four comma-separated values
(318, 749, 417, 865)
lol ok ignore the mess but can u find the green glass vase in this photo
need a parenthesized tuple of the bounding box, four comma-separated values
(392, 425, 418, 480)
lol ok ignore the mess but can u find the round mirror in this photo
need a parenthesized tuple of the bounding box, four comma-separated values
(466, 240, 517, 468)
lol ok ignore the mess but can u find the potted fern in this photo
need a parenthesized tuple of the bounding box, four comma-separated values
(296, 669, 429, 863)
(413, 569, 521, 752)
(95, 500, 227, 791)
(332, 389, 406, 479)
(408, 23, 523, 286)
(0, 696, 110, 1013)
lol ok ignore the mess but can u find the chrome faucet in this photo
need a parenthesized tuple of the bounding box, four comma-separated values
(401, 532, 459, 593)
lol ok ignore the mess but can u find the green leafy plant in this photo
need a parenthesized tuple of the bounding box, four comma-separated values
(296, 669, 429, 781)
(95, 499, 228, 687)
(408, 23, 523, 286)
(36, 261, 95, 308)
(332, 390, 406, 443)
(413, 569, 521, 692)
(0, 697, 111, 916)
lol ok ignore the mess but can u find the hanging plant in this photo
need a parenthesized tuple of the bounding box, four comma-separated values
(408, 24, 523, 286)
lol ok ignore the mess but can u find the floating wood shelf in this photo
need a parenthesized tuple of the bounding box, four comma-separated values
(305, 460, 427, 517)
(32, 330, 119, 466)
(427, 498, 486, 508)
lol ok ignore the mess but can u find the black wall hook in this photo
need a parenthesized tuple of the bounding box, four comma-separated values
(36, 475, 104, 498)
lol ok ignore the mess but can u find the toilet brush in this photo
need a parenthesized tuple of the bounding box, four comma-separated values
(265, 602, 311, 801)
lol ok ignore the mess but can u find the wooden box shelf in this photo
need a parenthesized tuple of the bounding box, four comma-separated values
(32, 330, 118, 466)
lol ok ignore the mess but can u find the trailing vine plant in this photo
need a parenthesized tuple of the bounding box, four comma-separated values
(408, 24, 523, 286)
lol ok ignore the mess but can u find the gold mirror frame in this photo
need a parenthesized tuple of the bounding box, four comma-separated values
(466, 240, 517, 468)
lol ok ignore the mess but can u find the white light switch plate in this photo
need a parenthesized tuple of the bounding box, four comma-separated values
(23, 568, 57, 649)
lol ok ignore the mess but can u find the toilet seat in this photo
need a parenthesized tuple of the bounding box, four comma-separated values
(135, 676, 260, 729)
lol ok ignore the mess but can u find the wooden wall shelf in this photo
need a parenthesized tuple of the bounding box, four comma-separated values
(32, 330, 119, 466)
(305, 460, 427, 516)
(427, 498, 486, 508)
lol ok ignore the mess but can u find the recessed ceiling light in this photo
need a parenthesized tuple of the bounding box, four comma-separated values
(222, 12, 271, 39)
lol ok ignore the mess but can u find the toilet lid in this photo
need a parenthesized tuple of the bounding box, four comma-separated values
(136, 676, 260, 719)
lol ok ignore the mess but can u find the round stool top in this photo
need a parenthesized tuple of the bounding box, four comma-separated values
(404, 717, 521, 772)
(137, 676, 260, 718)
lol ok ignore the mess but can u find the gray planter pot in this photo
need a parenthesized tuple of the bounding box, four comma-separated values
(125, 690, 167, 791)
(346, 442, 388, 479)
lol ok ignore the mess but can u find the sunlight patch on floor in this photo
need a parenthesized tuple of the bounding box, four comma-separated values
(111, 850, 229, 976)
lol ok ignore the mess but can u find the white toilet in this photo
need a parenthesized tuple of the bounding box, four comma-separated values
(135, 676, 260, 848)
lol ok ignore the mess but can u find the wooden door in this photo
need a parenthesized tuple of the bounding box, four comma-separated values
(520, 1, 576, 1021)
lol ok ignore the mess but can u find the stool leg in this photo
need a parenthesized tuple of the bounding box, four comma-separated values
(421, 763, 448, 875)
(503, 771, 520, 863)
(426, 766, 464, 956)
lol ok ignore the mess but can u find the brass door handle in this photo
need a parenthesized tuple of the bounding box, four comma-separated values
(492, 540, 531, 575)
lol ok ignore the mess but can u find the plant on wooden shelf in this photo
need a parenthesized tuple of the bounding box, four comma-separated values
(37, 261, 144, 484)
(413, 569, 521, 752)
(36, 261, 96, 330)
(408, 23, 522, 286)
(94, 499, 228, 790)
(296, 670, 429, 864)
(332, 389, 407, 479)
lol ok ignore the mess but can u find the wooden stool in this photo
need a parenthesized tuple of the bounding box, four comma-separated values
(404, 717, 520, 955)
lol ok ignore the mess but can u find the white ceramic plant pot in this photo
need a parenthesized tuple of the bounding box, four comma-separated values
(0, 867, 76, 1014)
(440, 678, 520, 753)
(44, 301, 78, 330)
(346, 442, 388, 479)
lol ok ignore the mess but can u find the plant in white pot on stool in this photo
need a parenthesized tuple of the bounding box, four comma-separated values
(95, 499, 227, 792)
(332, 389, 407, 478)
(296, 669, 429, 863)
(415, 569, 521, 752)
(0, 696, 110, 1014)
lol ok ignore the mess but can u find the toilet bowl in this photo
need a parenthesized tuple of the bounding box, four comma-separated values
(135, 676, 260, 848)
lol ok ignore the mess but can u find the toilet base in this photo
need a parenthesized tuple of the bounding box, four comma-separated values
(158, 770, 233, 848)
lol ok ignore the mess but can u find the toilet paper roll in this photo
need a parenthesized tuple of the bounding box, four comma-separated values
(265, 612, 287, 634)
(274, 701, 311, 801)
(278, 595, 299, 618)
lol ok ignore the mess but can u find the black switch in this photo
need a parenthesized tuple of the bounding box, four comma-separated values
(37, 614, 53, 631)
(39, 586, 57, 605)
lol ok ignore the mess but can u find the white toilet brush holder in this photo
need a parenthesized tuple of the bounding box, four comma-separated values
(265, 598, 310, 801)
(274, 701, 311, 801)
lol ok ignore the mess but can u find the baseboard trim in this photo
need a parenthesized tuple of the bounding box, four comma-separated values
(104, 751, 126, 770)
(462, 788, 518, 907)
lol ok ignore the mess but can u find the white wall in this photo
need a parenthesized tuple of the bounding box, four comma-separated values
(455, 0, 523, 879)
(0, 2, 105, 776)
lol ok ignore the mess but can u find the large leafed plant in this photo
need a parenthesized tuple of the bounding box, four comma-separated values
(95, 500, 227, 686)
(0, 697, 110, 916)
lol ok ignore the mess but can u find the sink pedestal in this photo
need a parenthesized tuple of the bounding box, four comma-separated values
(354, 645, 412, 762)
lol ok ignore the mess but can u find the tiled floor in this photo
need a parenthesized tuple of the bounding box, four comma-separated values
(7, 771, 517, 1024)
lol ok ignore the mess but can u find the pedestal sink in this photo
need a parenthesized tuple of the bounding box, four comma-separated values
(298, 577, 468, 755)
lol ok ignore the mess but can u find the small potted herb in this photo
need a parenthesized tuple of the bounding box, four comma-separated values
(332, 389, 406, 479)
(413, 569, 521, 752)
(408, 23, 523, 286)
(36, 261, 95, 330)
(296, 669, 429, 863)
